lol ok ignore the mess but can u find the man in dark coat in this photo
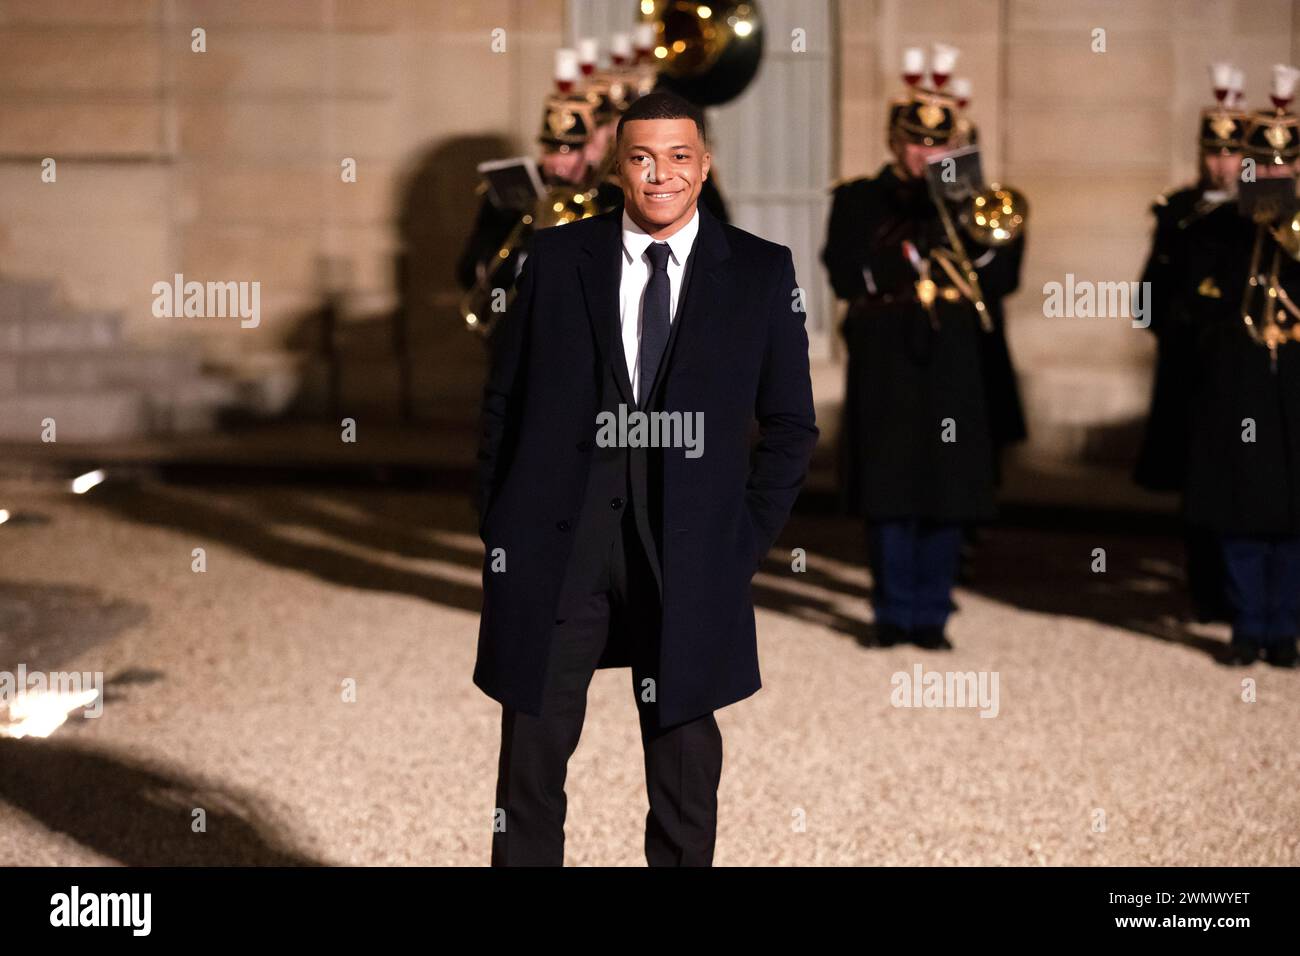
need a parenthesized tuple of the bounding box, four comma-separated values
(821, 82, 1022, 650)
(1183, 77, 1300, 668)
(474, 91, 817, 865)
(1133, 65, 1248, 622)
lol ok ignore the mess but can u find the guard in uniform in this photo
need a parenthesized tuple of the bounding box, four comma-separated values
(456, 49, 614, 298)
(1183, 65, 1300, 668)
(1133, 64, 1247, 622)
(822, 50, 1024, 650)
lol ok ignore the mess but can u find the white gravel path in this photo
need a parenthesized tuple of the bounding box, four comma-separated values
(1, 479, 1296, 866)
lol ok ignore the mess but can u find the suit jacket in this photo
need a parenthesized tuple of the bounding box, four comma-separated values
(473, 203, 818, 726)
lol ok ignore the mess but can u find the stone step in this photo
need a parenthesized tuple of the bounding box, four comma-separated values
(0, 311, 124, 352)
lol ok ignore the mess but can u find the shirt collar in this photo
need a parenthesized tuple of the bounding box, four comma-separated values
(621, 205, 700, 268)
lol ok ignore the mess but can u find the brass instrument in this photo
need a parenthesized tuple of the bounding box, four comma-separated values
(926, 182, 1028, 332)
(1271, 207, 1300, 258)
(1240, 206, 1300, 367)
(649, 0, 763, 107)
(961, 184, 1027, 247)
(462, 175, 612, 336)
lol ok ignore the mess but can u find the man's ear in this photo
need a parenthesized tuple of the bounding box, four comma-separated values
(702, 151, 712, 180)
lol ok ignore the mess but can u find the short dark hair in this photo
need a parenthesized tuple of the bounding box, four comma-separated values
(616, 90, 707, 144)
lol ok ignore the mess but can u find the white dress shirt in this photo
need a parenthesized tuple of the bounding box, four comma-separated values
(619, 207, 700, 403)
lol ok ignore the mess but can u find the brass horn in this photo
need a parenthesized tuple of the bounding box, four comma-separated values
(648, 0, 763, 107)
(462, 180, 608, 336)
(1239, 211, 1300, 367)
(961, 183, 1028, 247)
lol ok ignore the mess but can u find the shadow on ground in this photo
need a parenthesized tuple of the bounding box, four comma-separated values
(0, 580, 149, 674)
(763, 502, 1228, 660)
(81, 480, 1227, 660)
(0, 738, 324, 866)
(87, 482, 484, 614)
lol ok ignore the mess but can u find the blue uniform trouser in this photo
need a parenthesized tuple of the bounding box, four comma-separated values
(1219, 535, 1300, 644)
(868, 520, 962, 631)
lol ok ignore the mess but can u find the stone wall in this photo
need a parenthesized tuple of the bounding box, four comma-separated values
(6, 0, 1300, 467)
(0, 0, 563, 422)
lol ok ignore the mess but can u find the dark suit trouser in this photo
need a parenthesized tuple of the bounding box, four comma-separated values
(491, 516, 723, 867)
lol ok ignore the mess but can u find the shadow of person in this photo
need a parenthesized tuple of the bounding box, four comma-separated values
(84, 482, 484, 615)
(251, 486, 481, 562)
(0, 738, 323, 866)
(961, 512, 1228, 661)
(389, 134, 513, 424)
(751, 498, 1230, 661)
(220, 133, 512, 428)
(749, 508, 877, 644)
(0, 580, 149, 674)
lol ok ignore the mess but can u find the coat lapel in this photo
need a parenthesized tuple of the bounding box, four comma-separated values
(576, 210, 634, 406)
(579, 203, 731, 409)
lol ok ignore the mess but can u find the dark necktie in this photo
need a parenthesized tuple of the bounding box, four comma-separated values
(639, 241, 672, 406)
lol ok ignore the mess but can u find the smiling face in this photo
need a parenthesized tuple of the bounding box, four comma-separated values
(617, 117, 711, 239)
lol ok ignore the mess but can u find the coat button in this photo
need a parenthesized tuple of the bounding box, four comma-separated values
(556, 520, 571, 532)
(609, 497, 624, 510)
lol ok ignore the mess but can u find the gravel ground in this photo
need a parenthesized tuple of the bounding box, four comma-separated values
(0, 477, 1296, 866)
